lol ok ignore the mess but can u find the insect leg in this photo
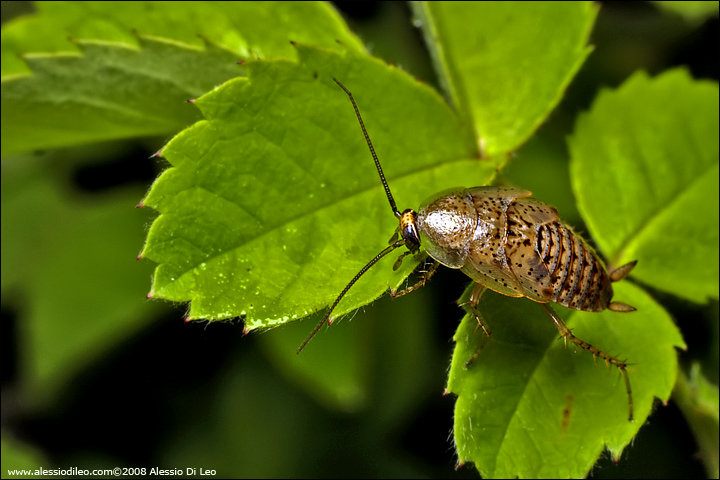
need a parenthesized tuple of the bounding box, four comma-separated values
(459, 283, 491, 337)
(461, 283, 494, 368)
(539, 302, 634, 422)
(390, 259, 439, 298)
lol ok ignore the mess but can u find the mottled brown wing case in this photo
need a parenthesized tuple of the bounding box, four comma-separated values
(505, 198, 613, 312)
(460, 187, 531, 298)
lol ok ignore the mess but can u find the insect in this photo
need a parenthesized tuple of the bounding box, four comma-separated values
(298, 78, 638, 421)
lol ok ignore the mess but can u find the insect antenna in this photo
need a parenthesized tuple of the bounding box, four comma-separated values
(333, 78, 401, 218)
(297, 79, 408, 354)
(297, 239, 406, 354)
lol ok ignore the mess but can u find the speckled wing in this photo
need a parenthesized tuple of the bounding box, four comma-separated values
(460, 187, 532, 298)
(503, 197, 560, 302)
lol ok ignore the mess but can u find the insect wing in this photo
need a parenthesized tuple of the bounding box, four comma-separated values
(460, 261, 525, 297)
(504, 198, 568, 303)
(459, 187, 533, 297)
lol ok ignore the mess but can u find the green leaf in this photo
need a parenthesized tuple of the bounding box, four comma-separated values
(569, 69, 719, 303)
(503, 134, 583, 227)
(1, 1, 364, 75)
(411, 1, 596, 156)
(1, 149, 163, 400)
(653, 1, 720, 24)
(1, 434, 45, 475)
(674, 363, 720, 478)
(257, 308, 373, 413)
(257, 286, 439, 415)
(448, 282, 684, 478)
(1, 37, 241, 156)
(1, 1, 364, 155)
(141, 44, 500, 331)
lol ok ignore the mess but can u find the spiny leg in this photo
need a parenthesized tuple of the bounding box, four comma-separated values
(461, 283, 492, 367)
(459, 283, 491, 337)
(539, 302, 634, 422)
(390, 259, 439, 299)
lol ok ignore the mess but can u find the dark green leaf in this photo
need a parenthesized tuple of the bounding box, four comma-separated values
(1, 435, 44, 473)
(1, 150, 163, 399)
(673, 363, 720, 478)
(1, 1, 364, 155)
(653, 1, 720, 24)
(258, 287, 439, 414)
(2, 37, 240, 155)
(1, 1, 364, 75)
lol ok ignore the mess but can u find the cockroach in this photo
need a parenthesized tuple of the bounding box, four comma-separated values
(298, 78, 638, 421)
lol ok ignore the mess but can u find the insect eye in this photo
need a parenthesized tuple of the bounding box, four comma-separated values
(400, 209, 421, 252)
(403, 223, 419, 243)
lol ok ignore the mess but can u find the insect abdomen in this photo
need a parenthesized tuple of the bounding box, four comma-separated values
(505, 200, 613, 312)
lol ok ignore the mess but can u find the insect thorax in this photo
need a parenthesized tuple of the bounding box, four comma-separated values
(417, 188, 477, 268)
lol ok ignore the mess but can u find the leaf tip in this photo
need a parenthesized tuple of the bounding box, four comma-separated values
(242, 326, 250, 335)
(146, 292, 153, 299)
(442, 388, 451, 396)
(187, 98, 196, 104)
(289, 40, 297, 47)
(136, 201, 145, 209)
(184, 317, 193, 323)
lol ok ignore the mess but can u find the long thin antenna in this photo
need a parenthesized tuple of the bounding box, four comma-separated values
(333, 78, 401, 218)
(297, 239, 406, 354)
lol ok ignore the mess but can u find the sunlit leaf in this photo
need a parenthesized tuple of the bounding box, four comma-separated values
(449, 282, 684, 478)
(412, 1, 596, 156)
(141, 44, 499, 331)
(570, 69, 719, 303)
